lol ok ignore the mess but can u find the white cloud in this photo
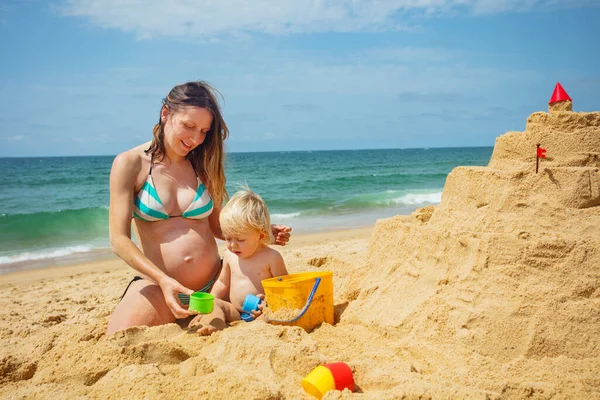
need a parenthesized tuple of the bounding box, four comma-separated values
(7, 135, 27, 141)
(58, 0, 596, 39)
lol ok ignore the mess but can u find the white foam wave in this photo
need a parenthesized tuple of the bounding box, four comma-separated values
(0, 245, 95, 265)
(393, 192, 442, 206)
(271, 212, 301, 220)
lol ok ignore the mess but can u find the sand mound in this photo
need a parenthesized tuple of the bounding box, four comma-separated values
(1, 105, 599, 399)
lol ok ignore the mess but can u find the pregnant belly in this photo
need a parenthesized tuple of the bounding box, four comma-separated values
(136, 220, 221, 290)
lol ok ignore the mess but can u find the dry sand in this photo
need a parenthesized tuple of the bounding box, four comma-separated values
(1, 104, 599, 399)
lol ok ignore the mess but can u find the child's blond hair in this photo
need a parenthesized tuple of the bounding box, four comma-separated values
(220, 186, 274, 244)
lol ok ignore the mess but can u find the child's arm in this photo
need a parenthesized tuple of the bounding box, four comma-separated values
(268, 251, 288, 278)
(210, 255, 232, 302)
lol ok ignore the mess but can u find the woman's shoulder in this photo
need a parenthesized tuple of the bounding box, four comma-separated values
(111, 142, 152, 177)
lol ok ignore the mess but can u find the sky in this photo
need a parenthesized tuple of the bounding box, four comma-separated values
(0, 0, 598, 157)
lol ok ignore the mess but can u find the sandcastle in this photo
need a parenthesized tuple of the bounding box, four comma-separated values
(343, 83, 600, 396)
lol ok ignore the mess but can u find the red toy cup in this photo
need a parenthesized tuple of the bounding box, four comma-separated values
(323, 362, 355, 392)
(302, 362, 355, 399)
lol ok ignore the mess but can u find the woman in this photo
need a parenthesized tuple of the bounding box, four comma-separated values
(106, 81, 290, 335)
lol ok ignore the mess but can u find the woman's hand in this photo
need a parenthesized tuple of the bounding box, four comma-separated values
(271, 224, 292, 246)
(157, 275, 195, 319)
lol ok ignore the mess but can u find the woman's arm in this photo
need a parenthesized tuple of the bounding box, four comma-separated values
(109, 151, 194, 318)
(209, 253, 231, 301)
(208, 202, 224, 240)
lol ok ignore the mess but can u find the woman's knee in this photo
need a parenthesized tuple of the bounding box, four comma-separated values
(106, 281, 175, 335)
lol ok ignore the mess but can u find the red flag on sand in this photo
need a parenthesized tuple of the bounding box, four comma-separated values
(549, 82, 571, 104)
(537, 147, 547, 158)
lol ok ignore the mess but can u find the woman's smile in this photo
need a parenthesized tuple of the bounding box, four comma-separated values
(181, 139, 193, 150)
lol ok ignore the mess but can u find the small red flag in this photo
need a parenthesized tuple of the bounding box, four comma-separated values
(549, 82, 571, 104)
(537, 147, 547, 158)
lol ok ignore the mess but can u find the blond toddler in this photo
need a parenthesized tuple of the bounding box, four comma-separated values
(191, 186, 288, 334)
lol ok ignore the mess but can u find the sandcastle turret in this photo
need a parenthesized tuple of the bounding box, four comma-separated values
(548, 82, 573, 112)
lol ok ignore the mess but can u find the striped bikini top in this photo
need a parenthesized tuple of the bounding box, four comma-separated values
(133, 161, 213, 222)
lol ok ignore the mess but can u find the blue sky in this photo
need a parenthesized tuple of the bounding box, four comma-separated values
(1, 1, 598, 157)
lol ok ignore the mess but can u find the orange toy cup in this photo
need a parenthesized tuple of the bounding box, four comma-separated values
(301, 363, 354, 399)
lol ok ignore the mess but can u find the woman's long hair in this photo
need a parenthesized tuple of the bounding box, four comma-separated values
(146, 81, 229, 206)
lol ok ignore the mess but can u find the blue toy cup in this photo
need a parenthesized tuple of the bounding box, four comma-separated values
(241, 294, 262, 313)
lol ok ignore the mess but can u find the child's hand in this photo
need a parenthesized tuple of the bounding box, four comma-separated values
(189, 313, 203, 327)
(250, 294, 266, 318)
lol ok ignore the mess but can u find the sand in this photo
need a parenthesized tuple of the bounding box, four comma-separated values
(1, 104, 600, 399)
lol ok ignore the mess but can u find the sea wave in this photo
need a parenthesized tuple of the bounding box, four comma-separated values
(270, 212, 302, 220)
(330, 190, 443, 209)
(392, 192, 442, 205)
(0, 245, 96, 265)
(0, 206, 109, 252)
(300, 172, 448, 186)
(269, 190, 443, 220)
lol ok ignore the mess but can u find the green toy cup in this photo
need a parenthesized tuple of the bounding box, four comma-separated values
(189, 292, 215, 314)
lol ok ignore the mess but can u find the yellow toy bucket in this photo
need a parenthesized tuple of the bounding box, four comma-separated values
(262, 272, 334, 331)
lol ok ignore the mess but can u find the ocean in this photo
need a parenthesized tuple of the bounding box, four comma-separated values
(0, 147, 493, 273)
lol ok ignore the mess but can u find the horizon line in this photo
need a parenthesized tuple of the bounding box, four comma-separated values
(0, 145, 494, 159)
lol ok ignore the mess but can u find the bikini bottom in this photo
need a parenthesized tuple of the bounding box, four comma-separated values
(119, 259, 223, 305)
